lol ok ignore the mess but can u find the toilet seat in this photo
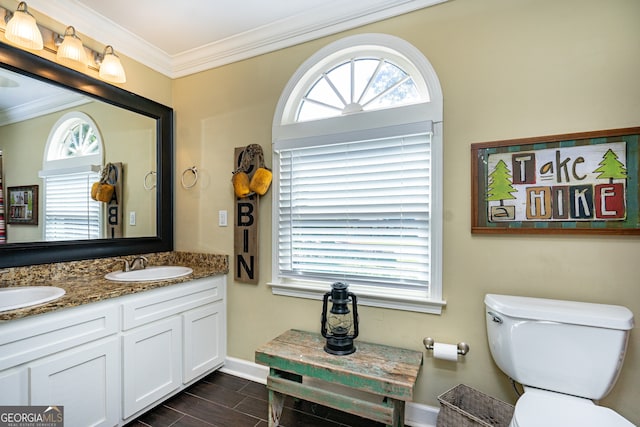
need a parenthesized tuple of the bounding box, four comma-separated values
(510, 389, 635, 427)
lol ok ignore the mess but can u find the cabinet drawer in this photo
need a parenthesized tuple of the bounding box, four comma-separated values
(121, 276, 224, 330)
(0, 301, 118, 371)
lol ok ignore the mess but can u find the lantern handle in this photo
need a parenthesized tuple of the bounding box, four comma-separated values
(320, 291, 331, 338)
(349, 291, 359, 339)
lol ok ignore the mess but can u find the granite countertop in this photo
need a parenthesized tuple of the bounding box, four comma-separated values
(0, 251, 229, 322)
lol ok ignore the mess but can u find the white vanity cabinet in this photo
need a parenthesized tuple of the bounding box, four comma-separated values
(0, 274, 226, 427)
(120, 275, 226, 419)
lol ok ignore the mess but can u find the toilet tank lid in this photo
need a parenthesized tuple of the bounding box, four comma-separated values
(485, 294, 634, 330)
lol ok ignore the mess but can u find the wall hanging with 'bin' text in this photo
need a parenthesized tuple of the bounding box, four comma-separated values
(234, 146, 259, 284)
(471, 127, 640, 234)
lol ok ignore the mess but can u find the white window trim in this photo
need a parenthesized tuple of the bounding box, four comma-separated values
(271, 34, 445, 314)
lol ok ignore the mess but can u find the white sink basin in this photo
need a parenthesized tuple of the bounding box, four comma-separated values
(0, 286, 66, 313)
(105, 266, 193, 282)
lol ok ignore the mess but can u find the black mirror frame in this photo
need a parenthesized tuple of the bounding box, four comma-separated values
(0, 42, 174, 268)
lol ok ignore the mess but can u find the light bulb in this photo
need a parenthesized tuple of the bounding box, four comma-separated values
(98, 46, 126, 83)
(4, 2, 43, 50)
(56, 26, 87, 68)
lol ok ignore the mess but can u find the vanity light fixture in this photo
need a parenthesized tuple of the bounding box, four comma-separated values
(1, 3, 126, 84)
(3, 1, 43, 51)
(95, 45, 126, 84)
(56, 26, 87, 68)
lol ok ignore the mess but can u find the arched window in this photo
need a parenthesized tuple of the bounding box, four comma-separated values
(272, 34, 444, 313)
(295, 55, 425, 121)
(40, 112, 103, 241)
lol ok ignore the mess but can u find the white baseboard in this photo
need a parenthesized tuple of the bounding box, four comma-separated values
(220, 356, 269, 384)
(405, 401, 439, 427)
(221, 356, 439, 427)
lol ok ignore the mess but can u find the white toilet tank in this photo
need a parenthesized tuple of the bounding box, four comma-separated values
(485, 294, 634, 400)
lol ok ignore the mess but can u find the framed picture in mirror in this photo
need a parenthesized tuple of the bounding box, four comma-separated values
(7, 185, 38, 225)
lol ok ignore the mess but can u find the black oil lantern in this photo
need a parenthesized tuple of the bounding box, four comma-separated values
(321, 282, 359, 355)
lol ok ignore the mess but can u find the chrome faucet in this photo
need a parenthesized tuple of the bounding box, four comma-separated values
(115, 256, 148, 272)
(130, 256, 149, 271)
(116, 258, 131, 272)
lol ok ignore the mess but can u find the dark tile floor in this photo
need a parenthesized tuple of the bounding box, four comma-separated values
(126, 371, 385, 427)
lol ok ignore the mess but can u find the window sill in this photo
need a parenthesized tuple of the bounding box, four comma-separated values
(268, 280, 446, 314)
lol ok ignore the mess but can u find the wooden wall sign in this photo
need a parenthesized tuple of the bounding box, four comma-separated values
(471, 127, 640, 234)
(106, 162, 123, 238)
(234, 147, 259, 284)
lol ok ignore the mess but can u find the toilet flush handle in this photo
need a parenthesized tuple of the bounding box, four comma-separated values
(487, 311, 503, 324)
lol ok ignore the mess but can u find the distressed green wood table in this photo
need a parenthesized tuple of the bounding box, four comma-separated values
(255, 329, 423, 427)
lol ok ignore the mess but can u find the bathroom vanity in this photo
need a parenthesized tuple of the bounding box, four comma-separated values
(0, 252, 228, 427)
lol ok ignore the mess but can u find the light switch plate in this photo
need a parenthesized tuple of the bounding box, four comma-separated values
(218, 210, 228, 227)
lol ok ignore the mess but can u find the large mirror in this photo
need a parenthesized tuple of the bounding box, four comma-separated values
(0, 42, 173, 268)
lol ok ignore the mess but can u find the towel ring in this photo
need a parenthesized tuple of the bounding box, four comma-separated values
(144, 171, 156, 190)
(181, 166, 198, 189)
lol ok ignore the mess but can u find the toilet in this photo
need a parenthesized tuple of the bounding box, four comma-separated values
(484, 294, 635, 427)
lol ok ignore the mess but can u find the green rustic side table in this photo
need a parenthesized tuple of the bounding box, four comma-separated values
(255, 329, 423, 427)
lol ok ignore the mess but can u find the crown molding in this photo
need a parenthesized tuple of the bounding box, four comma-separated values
(170, 0, 448, 78)
(0, 92, 89, 126)
(26, 0, 173, 75)
(25, 0, 447, 79)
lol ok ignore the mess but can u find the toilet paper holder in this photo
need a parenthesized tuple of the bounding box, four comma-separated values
(423, 337, 470, 356)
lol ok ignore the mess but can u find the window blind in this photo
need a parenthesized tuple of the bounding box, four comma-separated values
(277, 133, 431, 291)
(44, 172, 100, 241)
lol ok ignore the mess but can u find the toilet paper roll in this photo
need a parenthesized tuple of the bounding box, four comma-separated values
(433, 342, 458, 361)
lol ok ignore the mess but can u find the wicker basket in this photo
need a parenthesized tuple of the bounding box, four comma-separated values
(436, 384, 514, 427)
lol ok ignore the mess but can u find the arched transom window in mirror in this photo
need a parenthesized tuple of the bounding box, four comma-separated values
(41, 112, 104, 241)
(47, 116, 101, 160)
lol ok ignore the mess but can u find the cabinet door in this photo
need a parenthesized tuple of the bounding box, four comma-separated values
(30, 337, 119, 427)
(183, 301, 226, 383)
(0, 367, 28, 405)
(122, 316, 182, 419)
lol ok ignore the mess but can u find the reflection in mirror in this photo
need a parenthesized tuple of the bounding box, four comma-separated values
(0, 42, 173, 268)
(0, 67, 157, 243)
(0, 150, 4, 243)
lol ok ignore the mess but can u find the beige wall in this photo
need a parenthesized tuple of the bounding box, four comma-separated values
(172, 0, 640, 422)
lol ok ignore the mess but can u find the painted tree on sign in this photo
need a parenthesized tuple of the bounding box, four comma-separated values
(486, 159, 517, 206)
(594, 148, 627, 184)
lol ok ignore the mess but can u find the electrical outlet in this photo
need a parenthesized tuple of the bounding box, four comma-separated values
(218, 210, 228, 227)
